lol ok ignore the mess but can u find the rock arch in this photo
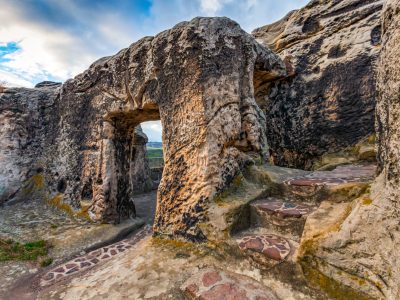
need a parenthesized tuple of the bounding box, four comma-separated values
(56, 17, 286, 240)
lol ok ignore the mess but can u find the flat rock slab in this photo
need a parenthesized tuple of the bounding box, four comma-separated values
(181, 268, 279, 300)
(236, 234, 291, 263)
(0, 197, 145, 260)
(251, 198, 314, 218)
(286, 164, 376, 187)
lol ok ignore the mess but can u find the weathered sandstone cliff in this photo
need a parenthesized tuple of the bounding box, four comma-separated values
(3, 2, 400, 299)
(0, 83, 60, 205)
(253, 0, 384, 169)
(0, 83, 151, 215)
(295, 1, 400, 299)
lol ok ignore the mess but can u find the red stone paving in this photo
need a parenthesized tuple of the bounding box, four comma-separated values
(39, 225, 152, 287)
(252, 198, 313, 219)
(202, 271, 223, 287)
(286, 164, 376, 187)
(236, 234, 291, 262)
(181, 268, 279, 300)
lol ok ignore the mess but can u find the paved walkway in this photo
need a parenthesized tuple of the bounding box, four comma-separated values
(36, 190, 157, 290)
(40, 225, 153, 288)
(134, 190, 157, 225)
(2, 190, 158, 298)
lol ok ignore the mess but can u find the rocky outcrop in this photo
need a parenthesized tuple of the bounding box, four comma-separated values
(253, 0, 383, 169)
(58, 17, 285, 241)
(295, 1, 400, 299)
(0, 18, 286, 241)
(0, 84, 60, 205)
(0, 84, 151, 215)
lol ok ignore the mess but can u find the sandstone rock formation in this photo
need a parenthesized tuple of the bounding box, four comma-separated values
(60, 17, 285, 241)
(0, 84, 60, 205)
(0, 83, 151, 217)
(5, 2, 400, 298)
(0, 18, 286, 242)
(253, 0, 383, 169)
(295, 1, 400, 299)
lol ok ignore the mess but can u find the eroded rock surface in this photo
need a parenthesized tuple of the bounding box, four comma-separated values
(253, 0, 383, 168)
(0, 83, 151, 211)
(0, 18, 286, 242)
(0, 84, 60, 205)
(295, 1, 400, 299)
(57, 17, 285, 240)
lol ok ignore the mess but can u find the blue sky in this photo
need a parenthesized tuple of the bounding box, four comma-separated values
(0, 0, 309, 141)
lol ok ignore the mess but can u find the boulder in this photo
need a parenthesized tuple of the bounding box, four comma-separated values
(253, 0, 384, 169)
(34, 81, 62, 88)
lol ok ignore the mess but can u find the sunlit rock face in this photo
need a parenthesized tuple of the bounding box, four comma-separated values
(58, 17, 286, 241)
(373, 0, 400, 296)
(253, 0, 384, 169)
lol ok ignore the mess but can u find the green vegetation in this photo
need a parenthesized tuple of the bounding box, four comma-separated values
(146, 147, 163, 158)
(40, 257, 53, 267)
(0, 238, 51, 263)
(146, 145, 164, 168)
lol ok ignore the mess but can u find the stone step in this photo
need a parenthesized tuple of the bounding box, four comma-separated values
(250, 198, 316, 240)
(279, 164, 376, 203)
(233, 230, 334, 298)
(235, 232, 296, 269)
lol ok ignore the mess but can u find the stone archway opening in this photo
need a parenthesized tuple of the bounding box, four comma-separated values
(89, 102, 163, 225)
(132, 120, 164, 225)
(141, 120, 164, 188)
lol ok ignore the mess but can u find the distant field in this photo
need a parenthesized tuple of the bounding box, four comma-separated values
(146, 148, 163, 158)
(147, 142, 163, 149)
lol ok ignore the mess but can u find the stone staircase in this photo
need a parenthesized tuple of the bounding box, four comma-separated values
(231, 163, 376, 293)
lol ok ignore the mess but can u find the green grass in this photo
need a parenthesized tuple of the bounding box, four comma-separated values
(146, 148, 163, 158)
(0, 239, 51, 262)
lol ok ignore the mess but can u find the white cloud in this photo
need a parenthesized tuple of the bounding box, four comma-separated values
(0, 1, 97, 86)
(141, 121, 162, 142)
(0, 69, 33, 87)
(0, 0, 143, 87)
(199, 0, 233, 15)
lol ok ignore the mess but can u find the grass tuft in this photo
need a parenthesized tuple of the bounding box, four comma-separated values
(0, 238, 51, 263)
